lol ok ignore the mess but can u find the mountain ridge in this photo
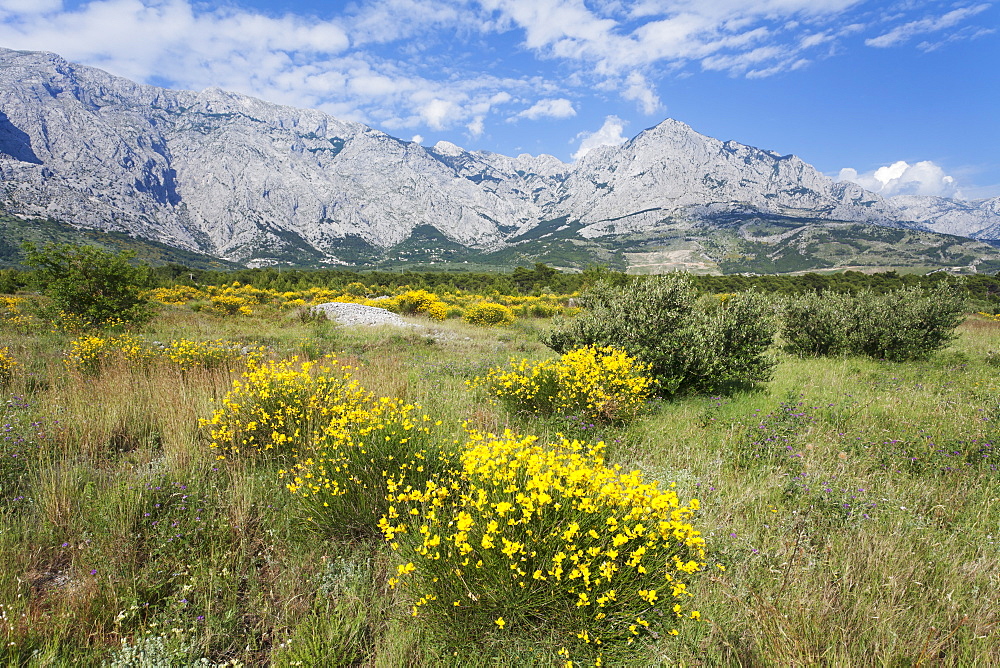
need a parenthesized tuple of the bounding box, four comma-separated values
(1, 46, 998, 272)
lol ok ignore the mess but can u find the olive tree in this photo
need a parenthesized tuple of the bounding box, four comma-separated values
(24, 243, 152, 329)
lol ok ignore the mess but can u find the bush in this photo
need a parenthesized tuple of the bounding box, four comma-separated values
(23, 243, 152, 330)
(541, 275, 777, 397)
(0, 347, 15, 387)
(382, 429, 706, 664)
(0, 296, 33, 332)
(369, 289, 449, 321)
(146, 285, 207, 306)
(283, 398, 455, 538)
(781, 291, 853, 356)
(163, 339, 266, 371)
(782, 283, 966, 361)
(64, 334, 156, 374)
(64, 335, 266, 374)
(471, 346, 654, 424)
(200, 356, 370, 462)
(463, 302, 515, 327)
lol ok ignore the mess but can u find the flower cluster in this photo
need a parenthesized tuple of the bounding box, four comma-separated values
(0, 347, 15, 386)
(146, 282, 580, 324)
(64, 335, 264, 374)
(163, 339, 267, 372)
(201, 352, 707, 662)
(54, 311, 132, 333)
(145, 285, 206, 306)
(204, 356, 455, 536)
(282, 397, 453, 536)
(472, 347, 655, 423)
(65, 334, 155, 373)
(382, 428, 705, 663)
(375, 289, 449, 321)
(200, 356, 370, 461)
(0, 296, 33, 331)
(462, 302, 516, 327)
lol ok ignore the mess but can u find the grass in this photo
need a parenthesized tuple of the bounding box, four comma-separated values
(1, 302, 999, 665)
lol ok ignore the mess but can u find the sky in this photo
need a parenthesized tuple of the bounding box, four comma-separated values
(0, 0, 998, 199)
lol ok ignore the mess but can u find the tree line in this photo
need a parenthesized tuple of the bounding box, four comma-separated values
(4, 245, 1000, 309)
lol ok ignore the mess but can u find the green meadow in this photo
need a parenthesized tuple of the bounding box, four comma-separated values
(1, 289, 999, 666)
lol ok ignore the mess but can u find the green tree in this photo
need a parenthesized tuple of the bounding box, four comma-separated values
(23, 243, 152, 330)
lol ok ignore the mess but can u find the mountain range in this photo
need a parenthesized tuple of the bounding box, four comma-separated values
(1, 46, 999, 273)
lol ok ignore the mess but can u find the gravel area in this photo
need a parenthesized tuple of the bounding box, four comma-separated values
(311, 301, 418, 328)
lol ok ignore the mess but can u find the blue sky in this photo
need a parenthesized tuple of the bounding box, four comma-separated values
(1, 0, 997, 198)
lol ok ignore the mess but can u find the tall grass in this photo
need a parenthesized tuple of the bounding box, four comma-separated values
(0, 304, 999, 664)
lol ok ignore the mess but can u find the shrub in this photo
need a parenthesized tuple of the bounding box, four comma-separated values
(146, 285, 207, 306)
(282, 398, 455, 537)
(782, 283, 966, 361)
(542, 275, 777, 397)
(0, 296, 33, 332)
(206, 293, 254, 316)
(64, 334, 156, 374)
(200, 356, 370, 461)
(163, 339, 266, 371)
(424, 300, 448, 321)
(382, 429, 706, 663)
(463, 302, 515, 327)
(393, 289, 438, 315)
(371, 289, 449, 321)
(23, 243, 152, 330)
(64, 335, 265, 374)
(471, 346, 654, 424)
(781, 291, 853, 356)
(0, 347, 15, 387)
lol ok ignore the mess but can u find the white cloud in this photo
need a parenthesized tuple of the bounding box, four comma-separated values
(0, 0, 991, 148)
(0, 0, 351, 95)
(917, 25, 995, 52)
(410, 134, 424, 143)
(0, 0, 61, 14)
(482, 0, 863, 79)
(467, 116, 485, 137)
(345, 0, 466, 46)
(838, 160, 961, 198)
(0, 0, 551, 138)
(865, 4, 991, 48)
(572, 115, 627, 161)
(517, 97, 576, 119)
(418, 97, 463, 129)
(622, 71, 661, 114)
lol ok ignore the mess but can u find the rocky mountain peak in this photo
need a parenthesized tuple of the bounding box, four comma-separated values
(0, 47, 997, 267)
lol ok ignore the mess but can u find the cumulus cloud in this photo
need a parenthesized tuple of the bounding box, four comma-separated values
(0, 0, 548, 138)
(838, 161, 961, 198)
(418, 97, 464, 129)
(0, 0, 991, 148)
(572, 115, 628, 161)
(517, 98, 576, 119)
(0, 0, 351, 98)
(622, 71, 661, 114)
(410, 134, 424, 144)
(467, 116, 485, 137)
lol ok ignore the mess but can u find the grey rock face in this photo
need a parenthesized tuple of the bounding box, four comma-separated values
(1, 47, 997, 264)
(890, 195, 1000, 239)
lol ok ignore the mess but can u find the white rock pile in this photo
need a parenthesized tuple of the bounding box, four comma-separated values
(311, 302, 416, 328)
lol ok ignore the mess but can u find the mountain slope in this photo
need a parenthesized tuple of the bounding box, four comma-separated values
(1, 47, 998, 272)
